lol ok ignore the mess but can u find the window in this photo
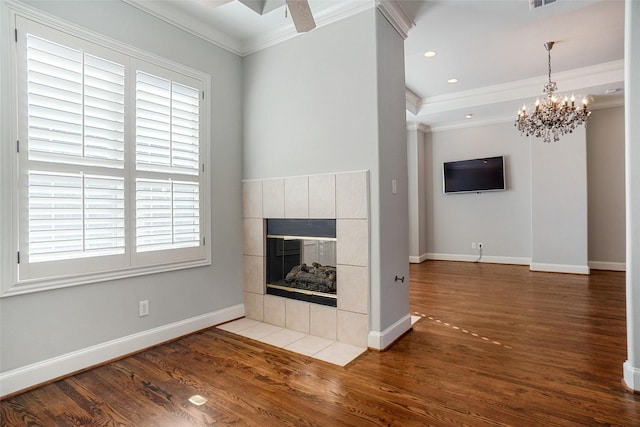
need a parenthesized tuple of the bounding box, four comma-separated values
(4, 13, 211, 295)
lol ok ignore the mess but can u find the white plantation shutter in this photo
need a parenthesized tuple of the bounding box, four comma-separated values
(28, 172, 125, 262)
(136, 179, 199, 252)
(11, 15, 210, 292)
(25, 33, 126, 264)
(135, 68, 202, 254)
(136, 71, 200, 175)
(26, 35, 125, 168)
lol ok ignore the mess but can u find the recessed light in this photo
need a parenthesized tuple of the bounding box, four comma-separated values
(424, 51, 437, 58)
(447, 78, 458, 84)
(604, 88, 620, 94)
(465, 114, 473, 119)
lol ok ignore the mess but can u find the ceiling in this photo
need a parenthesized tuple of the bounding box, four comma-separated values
(125, 0, 625, 130)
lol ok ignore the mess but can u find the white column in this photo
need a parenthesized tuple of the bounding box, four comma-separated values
(407, 123, 427, 263)
(623, 0, 640, 392)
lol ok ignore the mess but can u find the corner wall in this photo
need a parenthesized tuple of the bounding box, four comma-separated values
(242, 9, 410, 349)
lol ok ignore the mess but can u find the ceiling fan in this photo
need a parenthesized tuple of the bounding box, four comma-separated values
(201, 0, 316, 33)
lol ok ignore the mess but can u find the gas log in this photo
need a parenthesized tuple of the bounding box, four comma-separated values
(285, 262, 337, 293)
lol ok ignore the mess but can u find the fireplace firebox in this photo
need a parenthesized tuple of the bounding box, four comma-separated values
(266, 219, 337, 307)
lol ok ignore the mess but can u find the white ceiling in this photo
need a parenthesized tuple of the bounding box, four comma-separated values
(125, 0, 625, 130)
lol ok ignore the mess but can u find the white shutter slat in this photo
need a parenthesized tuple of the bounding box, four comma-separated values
(136, 179, 199, 252)
(28, 171, 125, 263)
(26, 34, 125, 169)
(135, 71, 200, 174)
(28, 171, 83, 262)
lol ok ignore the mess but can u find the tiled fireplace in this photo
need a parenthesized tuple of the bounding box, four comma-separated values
(242, 171, 369, 347)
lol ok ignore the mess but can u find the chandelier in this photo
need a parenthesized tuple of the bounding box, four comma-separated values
(515, 41, 591, 142)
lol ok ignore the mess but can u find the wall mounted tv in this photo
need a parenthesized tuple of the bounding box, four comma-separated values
(443, 156, 506, 194)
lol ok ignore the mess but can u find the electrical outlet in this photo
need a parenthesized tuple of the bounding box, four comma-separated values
(478, 243, 483, 249)
(471, 242, 477, 249)
(139, 300, 149, 317)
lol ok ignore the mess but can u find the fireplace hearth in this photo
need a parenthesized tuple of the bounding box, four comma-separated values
(266, 219, 337, 307)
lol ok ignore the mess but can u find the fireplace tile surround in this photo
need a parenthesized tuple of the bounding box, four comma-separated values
(242, 171, 369, 347)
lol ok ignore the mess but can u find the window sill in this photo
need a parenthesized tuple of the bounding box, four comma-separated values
(1, 257, 212, 297)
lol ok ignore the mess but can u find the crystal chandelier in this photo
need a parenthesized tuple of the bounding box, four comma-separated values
(515, 41, 591, 142)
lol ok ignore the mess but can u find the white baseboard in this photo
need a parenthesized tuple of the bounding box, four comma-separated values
(368, 313, 412, 350)
(424, 253, 530, 266)
(589, 261, 626, 271)
(0, 304, 245, 398)
(530, 263, 590, 275)
(624, 360, 640, 392)
(409, 253, 429, 263)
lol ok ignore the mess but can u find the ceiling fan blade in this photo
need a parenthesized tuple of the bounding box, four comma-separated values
(286, 0, 316, 33)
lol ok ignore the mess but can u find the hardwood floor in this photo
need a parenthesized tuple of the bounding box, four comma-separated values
(2, 261, 639, 426)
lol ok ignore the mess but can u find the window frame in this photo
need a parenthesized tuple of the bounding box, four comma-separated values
(1, 3, 212, 297)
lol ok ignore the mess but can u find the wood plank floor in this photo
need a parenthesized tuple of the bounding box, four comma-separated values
(2, 261, 639, 426)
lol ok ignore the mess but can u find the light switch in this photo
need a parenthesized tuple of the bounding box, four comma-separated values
(392, 179, 397, 194)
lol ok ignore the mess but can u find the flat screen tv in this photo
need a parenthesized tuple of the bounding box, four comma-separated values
(443, 156, 506, 194)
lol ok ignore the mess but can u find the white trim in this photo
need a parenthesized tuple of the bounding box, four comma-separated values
(406, 121, 429, 133)
(589, 261, 626, 271)
(376, 0, 414, 40)
(0, 304, 245, 398)
(530, 263, 590, 275)
(623, 360, 640, 392)
(121, 0, 243, 55)
(417, 60, 624, 118)
(124, 0, 374, 57)
(242, 0, 372, 56)
(405, 88, 421, 115)
(409, 253, 429, 264)
(425, 253, 530, 266)
(368, 313, 412, 350)
(424, 114, 514, 133)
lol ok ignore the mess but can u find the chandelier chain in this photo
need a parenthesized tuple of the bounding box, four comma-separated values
(547, 46, 552, 85)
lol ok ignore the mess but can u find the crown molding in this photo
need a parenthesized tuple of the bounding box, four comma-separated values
(242, 0, 372, 55)
(405, 88, 421, 115)
(406, 122, 430, 133)
(122, 0, 244, 55)
(416, 59, 624, 117)
(422, 115, 515, 133)
(376, 0, 414, 40)
(124, 0, 375, 57)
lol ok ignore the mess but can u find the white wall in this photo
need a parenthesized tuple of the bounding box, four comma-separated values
(0, 0, 244, 387)
(424, 122, 532, 264)
(243, 9, 410, 347)
(587, 106, 626, 269)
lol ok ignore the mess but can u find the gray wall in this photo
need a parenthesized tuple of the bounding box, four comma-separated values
(0, 0, 244, 372)
(242, 12, 377, 180)
(373, 11, 409, 332)
(424, 122, 532, 262)
(417, 106, 625, 268)
(407, 126, 428, 261)
(587, 105, 626, 266)
(531, 127, 588, 272)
